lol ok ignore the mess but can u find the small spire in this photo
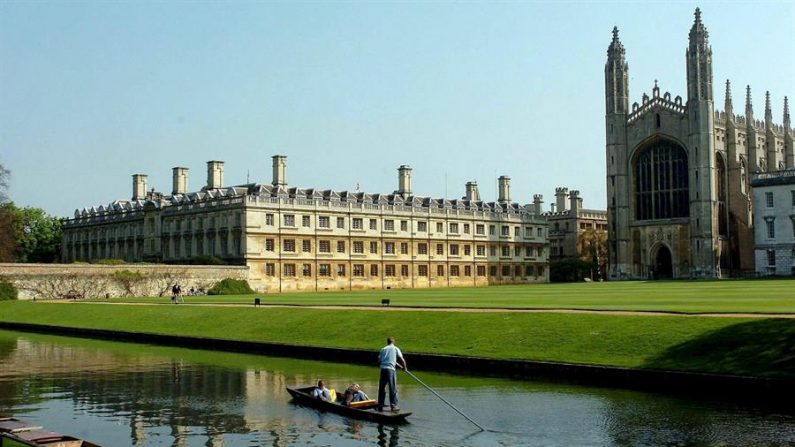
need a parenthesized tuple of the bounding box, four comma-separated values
(784, 96, 790, 130)
(689, 7, 709, 45)
(765, 91, 773, 123)
(607, 26, 625, 57)
(694, 7, 702, 25)
(745, 85, 753, 117)
(724, 79, 733, 115)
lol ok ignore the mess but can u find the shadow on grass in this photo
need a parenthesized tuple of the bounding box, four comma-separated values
(643, 319, 795, 379)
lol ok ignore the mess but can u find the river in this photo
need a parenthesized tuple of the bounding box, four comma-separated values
(0, 329, 792, 446)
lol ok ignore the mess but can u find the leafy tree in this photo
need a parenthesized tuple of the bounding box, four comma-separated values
(577, 228, 608, 280)
(0, 163, 14, 261)
(2, 203, 63, 263)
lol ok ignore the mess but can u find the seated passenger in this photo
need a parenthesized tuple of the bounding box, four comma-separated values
(312, 380, 332, 402)
(343, 383, 369, 405)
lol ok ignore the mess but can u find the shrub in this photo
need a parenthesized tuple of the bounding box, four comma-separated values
(0, 279, 18, 301)
(94, 258, 127, 265)
(188, 255, 226, 265)
(208, 278, 255, 295)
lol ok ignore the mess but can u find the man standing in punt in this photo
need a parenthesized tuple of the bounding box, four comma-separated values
(377, 336, 406, 412)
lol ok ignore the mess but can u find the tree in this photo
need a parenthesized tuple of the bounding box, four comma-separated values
(577, 228, 608, 280)
(0, 163, 15, 261)
(2, 203, 63, 263)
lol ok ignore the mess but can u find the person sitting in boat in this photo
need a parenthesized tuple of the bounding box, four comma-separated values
(312, 380, 332, 402)
(343, 383, 369, 406)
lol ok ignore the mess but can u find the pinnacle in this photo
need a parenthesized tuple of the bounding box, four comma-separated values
(694, 7, 702, 25)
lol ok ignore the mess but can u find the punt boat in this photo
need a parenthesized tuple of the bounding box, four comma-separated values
(0, 418, 101, 447)
(286, 386, 411, 424)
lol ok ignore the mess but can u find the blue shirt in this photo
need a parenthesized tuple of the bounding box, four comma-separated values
(378, 344, 403, 370)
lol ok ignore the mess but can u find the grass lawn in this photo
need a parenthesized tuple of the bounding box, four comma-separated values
(94, 278, 795, 313)
(1, 300, 793, 379)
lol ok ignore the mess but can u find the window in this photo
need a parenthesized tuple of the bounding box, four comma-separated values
(385, 242, 395, 254)
(766, 192, 774, 208)
(400, 220, 408, 232)
(369, 219, 377, 230)
(265, 239, 274, 251)
(302, 264, 312, 277)
(464, 265, 472, 276)
(634, 140, 689, 220)
(370, 241, 378, 253)
(502, 266, 511, 276)
(284, 215, 295, 227)
(385, 265, 395, 276)
(450, 265, 460, 276)
(337, 241, 346, 253)
(283, 239, 295, 252)
(476, 245, 485, 256)
(449, 223, 459, 234)
(265, 214, 274, 226)
(525, 227, 532, 237)
(302, 215, 311, 227)
(477, 266, 486, 276)
(436, 222, 444, 233)
(384, 220, 395, 231)
(352, 218, 363, 229)
(284, 264, 296, 277)
(502, 246, 510, 257)
(514, 246, 521, 256)
(353, 241, 364, 253)
(464, 245, 471, 256)
(418, 265, 428, 276)
(436, 244, 444, 255)
(437, 265, 445, 276)
(265, 263, 275, 276)
(489, 225, 495, 235)
(537, 227, 543, 237)
(319, 240, 331, 253)
(766, 249, 776, 275)
(319, 264, 331, 276)
(319, 216, 330, 228)
(418, 243, 428, 255)
(526, 265, 534, 276)
(791, 190, 795, 207)
(353, 264, 364, 276)
(514, 227, 520, 237)
(337, 217, 345, 229)
(371, 265, 379, 276)
(464, 223, 470, 234)
(490, 246, 497, 256)
(449, 244, 459, 256)
(476, 224, 485, 235)
(337, 264, 346, 276)
(302, 240, 311, 252)
(501, 226, 510, 236)
(526, 246, 533, 257)
(515, 265, 522, 276)
(401, 265, 409, 276)
(418, 221, 427, 232)
(766, 219, 776, 238)
(400, 242, 409, 254)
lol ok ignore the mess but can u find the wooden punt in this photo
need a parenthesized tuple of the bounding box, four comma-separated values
(286, 386, 411, 424)
(0, 418, 101, 447)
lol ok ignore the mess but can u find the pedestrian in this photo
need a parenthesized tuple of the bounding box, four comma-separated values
(171, 284, 178, 304)
(377, 336, 406, 412)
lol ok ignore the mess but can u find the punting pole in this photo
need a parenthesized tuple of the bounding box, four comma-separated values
(403, 369, 486, 432)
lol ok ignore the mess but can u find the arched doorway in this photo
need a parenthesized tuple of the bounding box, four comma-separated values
(653, 245, 673, 279)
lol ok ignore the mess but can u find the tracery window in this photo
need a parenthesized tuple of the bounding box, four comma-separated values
(634, 140, 689, 220)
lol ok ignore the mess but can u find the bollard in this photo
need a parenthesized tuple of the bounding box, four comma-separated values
(381, 299, 390, 307)
(254, 297, 261, 307)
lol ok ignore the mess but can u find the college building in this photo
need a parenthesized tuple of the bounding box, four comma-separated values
(751, 170, 795, 276)
(605, 8, 793, 279)
(61, 156, 550, 292)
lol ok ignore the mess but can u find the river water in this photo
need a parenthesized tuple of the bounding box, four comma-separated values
(0, 329, 792, 446)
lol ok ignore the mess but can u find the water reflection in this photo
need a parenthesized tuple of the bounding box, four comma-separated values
(0, 329, 793, 447)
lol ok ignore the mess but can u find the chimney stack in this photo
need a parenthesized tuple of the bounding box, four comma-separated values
(533, 194, 544, 214)
(272, 155, 287, 187)
(569, 190, 582, 215)
(497, 176, 511, 202)
(465, 181, 480, 201)
(172, 167, 189, 195)
(132, 174, 148, 201)
(555, 187, 569, 212)
(206, 161, 224, 190)
(397, 165, 412, 196)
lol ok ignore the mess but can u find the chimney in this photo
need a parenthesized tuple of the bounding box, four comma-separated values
(569, 190, 582, 215)
(132, 174, 148, 201)
(396, 165, 412, 196)
(207, 161, 224, 189)
(533, 194, 544, 214)
(465, 181, 480, 201)
(172, 167, 189, 195)
(498, 176, 511, 202)
(272, 155, 287, 187)
(555, 187, 569, 212)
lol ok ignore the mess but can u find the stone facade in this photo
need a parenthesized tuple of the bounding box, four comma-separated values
(605, 8, 793, 280)
(536, 188, 607, 263)
(751, 170, 795, 276)
(62, 157, 549, 292)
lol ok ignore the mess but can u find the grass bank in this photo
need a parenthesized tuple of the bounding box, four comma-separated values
(1, 301, 793, 379)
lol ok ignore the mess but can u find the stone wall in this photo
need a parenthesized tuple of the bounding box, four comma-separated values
(0, 263, 249, 300)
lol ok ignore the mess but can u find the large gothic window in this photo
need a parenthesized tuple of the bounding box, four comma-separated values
(634, 140, 689, 220)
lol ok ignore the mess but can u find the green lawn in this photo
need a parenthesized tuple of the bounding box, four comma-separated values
(94, 278, 795, 313)
(1, 300, 793, 379)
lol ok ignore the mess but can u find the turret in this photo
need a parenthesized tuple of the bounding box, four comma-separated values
(172, 167, 188, 195)
(272, 155, 287, 188)
(785, 97, 794, 168)
(605, 27, 629, 115)
(686, 8, 713, 102)
(206, 161, 224, 190)
(464, 181, 480, 201)
(533, 194, 543, 215)
(746, 86, 760, 171)
(396, 165, 412, 197)
(569, 190, 582, 216)
(497, 176, 511, 203)
(555, 187, 569, 213)
(132, 174, 147, 201)
(724, 79, 733, 119)
(765, 92, 777, 171)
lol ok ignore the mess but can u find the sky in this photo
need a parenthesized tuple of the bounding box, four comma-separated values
(1, 1, 793, 218)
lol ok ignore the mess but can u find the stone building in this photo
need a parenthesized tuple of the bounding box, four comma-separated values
(536, 188, 607, 264)
(605, 8, 793, 280)
(61, 156, 549, 292)
(750, 170, 795, 276)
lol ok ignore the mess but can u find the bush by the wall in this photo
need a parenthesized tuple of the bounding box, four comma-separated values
(208, 278, 255, 295)
(0, 279, 18, 301)
(94, 258, 127, 265)
(188, 255, 226, 265)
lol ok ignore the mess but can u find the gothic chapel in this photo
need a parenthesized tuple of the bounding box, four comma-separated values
(605, 9, 793, 279)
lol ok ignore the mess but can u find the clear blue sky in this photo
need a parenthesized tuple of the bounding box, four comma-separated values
(1, 1, 792, 217)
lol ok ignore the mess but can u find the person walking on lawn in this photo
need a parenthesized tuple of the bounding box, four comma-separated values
(377, 336, 406, 412)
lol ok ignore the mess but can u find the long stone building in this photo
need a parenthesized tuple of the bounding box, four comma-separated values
(61, 156, 549, 292)
(605, 8, 793, 280)
(539, 187, 607, 263)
